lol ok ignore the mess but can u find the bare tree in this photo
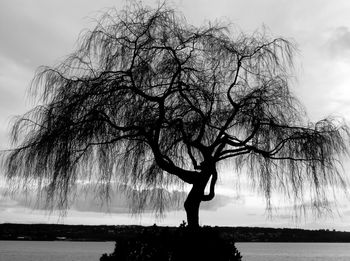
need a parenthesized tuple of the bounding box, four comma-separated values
(3, 3, 350, 228)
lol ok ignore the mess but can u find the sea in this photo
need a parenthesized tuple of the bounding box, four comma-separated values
(0, 241, 350, 261)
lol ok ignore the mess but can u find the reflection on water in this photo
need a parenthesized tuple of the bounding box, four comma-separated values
(237, 242, 350, 261)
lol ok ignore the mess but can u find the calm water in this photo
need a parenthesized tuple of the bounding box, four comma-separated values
(0, 241, 115, 261)
(237, 242, 350, 261)
(1, 241, 350, 261)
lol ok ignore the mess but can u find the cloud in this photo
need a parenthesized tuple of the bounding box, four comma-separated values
(0, 3, 66, 69)
(202, 194, 245, 211)
(0, 181, 240, 216)
(0, 197, 19, 210)
(70, 185, 184, 214)
(327, 26, 350, 60)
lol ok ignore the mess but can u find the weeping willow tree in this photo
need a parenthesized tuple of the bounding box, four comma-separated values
(3, 3, 350, 228)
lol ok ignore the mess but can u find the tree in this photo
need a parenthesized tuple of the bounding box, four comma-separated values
(3, 3, 350, 228)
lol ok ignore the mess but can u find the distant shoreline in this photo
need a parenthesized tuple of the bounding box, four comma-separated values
(1, 223, 350, 242)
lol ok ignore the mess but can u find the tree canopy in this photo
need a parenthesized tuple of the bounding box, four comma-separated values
(3, 3, 350, 227)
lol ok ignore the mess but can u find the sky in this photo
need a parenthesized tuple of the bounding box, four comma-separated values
(1, 0, 350, 230)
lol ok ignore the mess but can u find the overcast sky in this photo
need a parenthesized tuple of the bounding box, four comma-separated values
(1, 0, 350, 230)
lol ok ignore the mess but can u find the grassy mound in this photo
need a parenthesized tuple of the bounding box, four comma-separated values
(100, 226, 242, 261)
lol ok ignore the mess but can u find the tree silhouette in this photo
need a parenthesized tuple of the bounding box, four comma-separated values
(3, 3, 350, 228)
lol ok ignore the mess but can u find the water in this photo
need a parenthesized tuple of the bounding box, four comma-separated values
(1, 241, 350, 260)
(0, 241, 115, 261)
(236, 242, 350, 261)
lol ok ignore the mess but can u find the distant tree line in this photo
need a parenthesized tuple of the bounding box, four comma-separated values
(1, 223, 350, 242)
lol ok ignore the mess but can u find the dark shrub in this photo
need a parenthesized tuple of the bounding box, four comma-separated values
(100, 227, 242, 261)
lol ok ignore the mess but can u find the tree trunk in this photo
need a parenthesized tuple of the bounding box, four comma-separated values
(184, 184, 202, 228)
(184, 173, 211, 228)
